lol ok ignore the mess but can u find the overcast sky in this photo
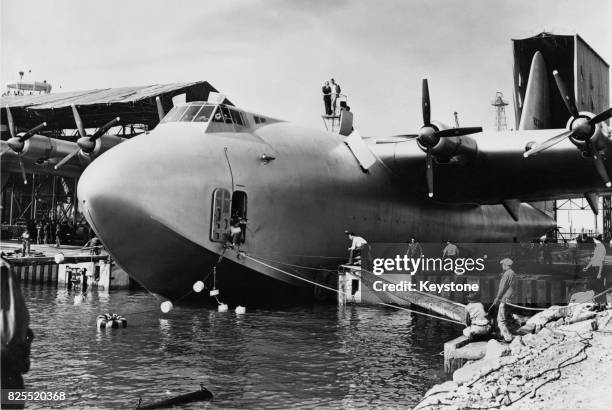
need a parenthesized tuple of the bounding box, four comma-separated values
(1, 0, 610, 137)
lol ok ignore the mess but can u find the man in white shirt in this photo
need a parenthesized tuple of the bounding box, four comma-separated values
(330, 78, 341, 115)
(442, 240, 459, 259)
(584, 237, 607, 303)
(345, 231, 367, 265)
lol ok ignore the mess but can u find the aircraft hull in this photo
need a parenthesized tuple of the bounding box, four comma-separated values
(78, 122, 555, 301)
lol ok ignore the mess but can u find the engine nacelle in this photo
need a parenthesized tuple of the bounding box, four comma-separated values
(416, 121, 478, 164)
(566, 111, 612, 155)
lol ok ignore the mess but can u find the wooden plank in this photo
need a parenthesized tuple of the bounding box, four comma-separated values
(51, 264, 58, 284)
(523, 279, 534, 305)
(536, 280, 548, 306)
(35, 265, 42, 283)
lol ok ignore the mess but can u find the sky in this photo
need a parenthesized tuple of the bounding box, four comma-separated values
(2, 0, 610, 137)
(1, 0, 611, 232)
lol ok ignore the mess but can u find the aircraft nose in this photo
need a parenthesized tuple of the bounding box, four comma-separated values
(77, 127, 231, 295)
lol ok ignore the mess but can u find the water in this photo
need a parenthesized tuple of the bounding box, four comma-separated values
(21, 283, 459, 409)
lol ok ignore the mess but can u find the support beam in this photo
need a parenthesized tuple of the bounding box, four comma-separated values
(584, 192, 599, 215)
(501, 199, 521, 221)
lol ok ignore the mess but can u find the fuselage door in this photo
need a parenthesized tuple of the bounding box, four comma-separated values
(210, 188, 231, 242)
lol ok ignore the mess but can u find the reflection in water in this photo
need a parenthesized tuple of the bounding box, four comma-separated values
(22, 284, 458, 409)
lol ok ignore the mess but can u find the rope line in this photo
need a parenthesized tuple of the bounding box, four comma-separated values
(243, 253, 463, 325)
(505, 287, 612, 312)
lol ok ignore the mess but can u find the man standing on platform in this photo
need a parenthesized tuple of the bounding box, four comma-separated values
(345, 231, 367, 266)
(493, 258, 516, 342)
(330, 78, 341, 115)
(584, 236, 607, 303)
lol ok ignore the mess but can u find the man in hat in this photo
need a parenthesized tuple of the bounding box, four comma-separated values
(493, 258, 516, 342)
(345, 231, 367, 266)
(463, 292, 491, 339)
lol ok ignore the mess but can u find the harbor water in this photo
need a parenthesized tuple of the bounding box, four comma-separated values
(22, 283, 458, 409)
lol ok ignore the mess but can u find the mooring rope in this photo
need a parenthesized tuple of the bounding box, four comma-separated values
(242, 253, 464, 325)
(505, 287, 612, 311)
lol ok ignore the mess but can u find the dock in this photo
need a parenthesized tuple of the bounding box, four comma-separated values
(1, 240, 132, 290)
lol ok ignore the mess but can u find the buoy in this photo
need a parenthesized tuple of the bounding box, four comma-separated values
(193, 281, 205, 293)
(217, 303, 228, 312)
(96, 313, 127, 329)
(54, 253, 65, 264)
(160, 301, 173, 313)
(235, 305, 246, 314)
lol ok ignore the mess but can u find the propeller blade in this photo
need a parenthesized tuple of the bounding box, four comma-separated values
(588, 107, 612, 126)
(156, 96, 165, 122)
(523, 129, 573, 157)
(435, 127, 483, 138)
(71, 104, 87, 138)
(20, 122, 47, 141)
(553, 70, 579, 118)
(54, 149, 80, 170)
(5, 106, 16, 139)
(375, 135, 419, 144)
(422, 79, 431, 125)
(593, 153, 611, 188)
(18, 157, 27, 185)
(426, 149, 434, 198)
(90, 117, 120, 140)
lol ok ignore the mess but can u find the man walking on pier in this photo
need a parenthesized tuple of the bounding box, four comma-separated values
(493, 258, 516, 342)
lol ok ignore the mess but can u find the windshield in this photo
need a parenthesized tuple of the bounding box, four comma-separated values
(160, 103, 217, 123)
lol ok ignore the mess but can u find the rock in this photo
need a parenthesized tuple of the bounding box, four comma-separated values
(522, 333, 539, 347)
(485, 339, 510, 360)
(453, 358, 501, 385)
(425, 380, 458, 397)
(480, 390, 493, 399)
(456, 385, 470, 396)
(502, 396, 512, 406)
(509, 335, 524, 355)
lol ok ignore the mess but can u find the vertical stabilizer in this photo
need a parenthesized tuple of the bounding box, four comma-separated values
(519, 51, 554, 217)
(518, 51, 551, 130)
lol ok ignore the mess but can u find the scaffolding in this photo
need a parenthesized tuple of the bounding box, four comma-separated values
(321, 93, 349, 133)
(491, 91, 508, 131)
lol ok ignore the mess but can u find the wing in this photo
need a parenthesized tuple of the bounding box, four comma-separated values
(370, 127, 612, 204)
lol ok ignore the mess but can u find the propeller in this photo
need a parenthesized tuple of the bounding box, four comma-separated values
(2, 106, 47, 184)
(55, 105, 120, 170)
(413, 79, 483, 197)
(524, 71, 612, 187)
(156, 96, 165, 122)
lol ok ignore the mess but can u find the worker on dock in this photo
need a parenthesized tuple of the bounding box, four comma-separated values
(1, 257, 34, 396)
(55, 222, 61, 248)
(406, 237, 423, 259)
(20, 228, 31, 257)
(492, 258, 516, 342)
(463, 292, 491, 339)
(442, 240, 459, 259)
(583, 236, 607, 304)
(345, 231, 367, 266)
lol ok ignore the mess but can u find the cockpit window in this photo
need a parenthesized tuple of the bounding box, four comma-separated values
(193, 105, 215, 122)
(229, 109, 244, 126)
(179, 103, 204, 122)
(160, 105, 188, 123)
(213, 106, 233, 124)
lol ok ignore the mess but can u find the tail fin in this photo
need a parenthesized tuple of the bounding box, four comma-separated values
(520, 51, 555, 218)
(518, 51, 551, 130)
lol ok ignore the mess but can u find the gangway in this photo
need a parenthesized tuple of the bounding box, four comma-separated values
(321, 93, 349, 133)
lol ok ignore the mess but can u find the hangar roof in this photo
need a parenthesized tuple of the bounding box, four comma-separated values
(1, 81, 226, 131)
